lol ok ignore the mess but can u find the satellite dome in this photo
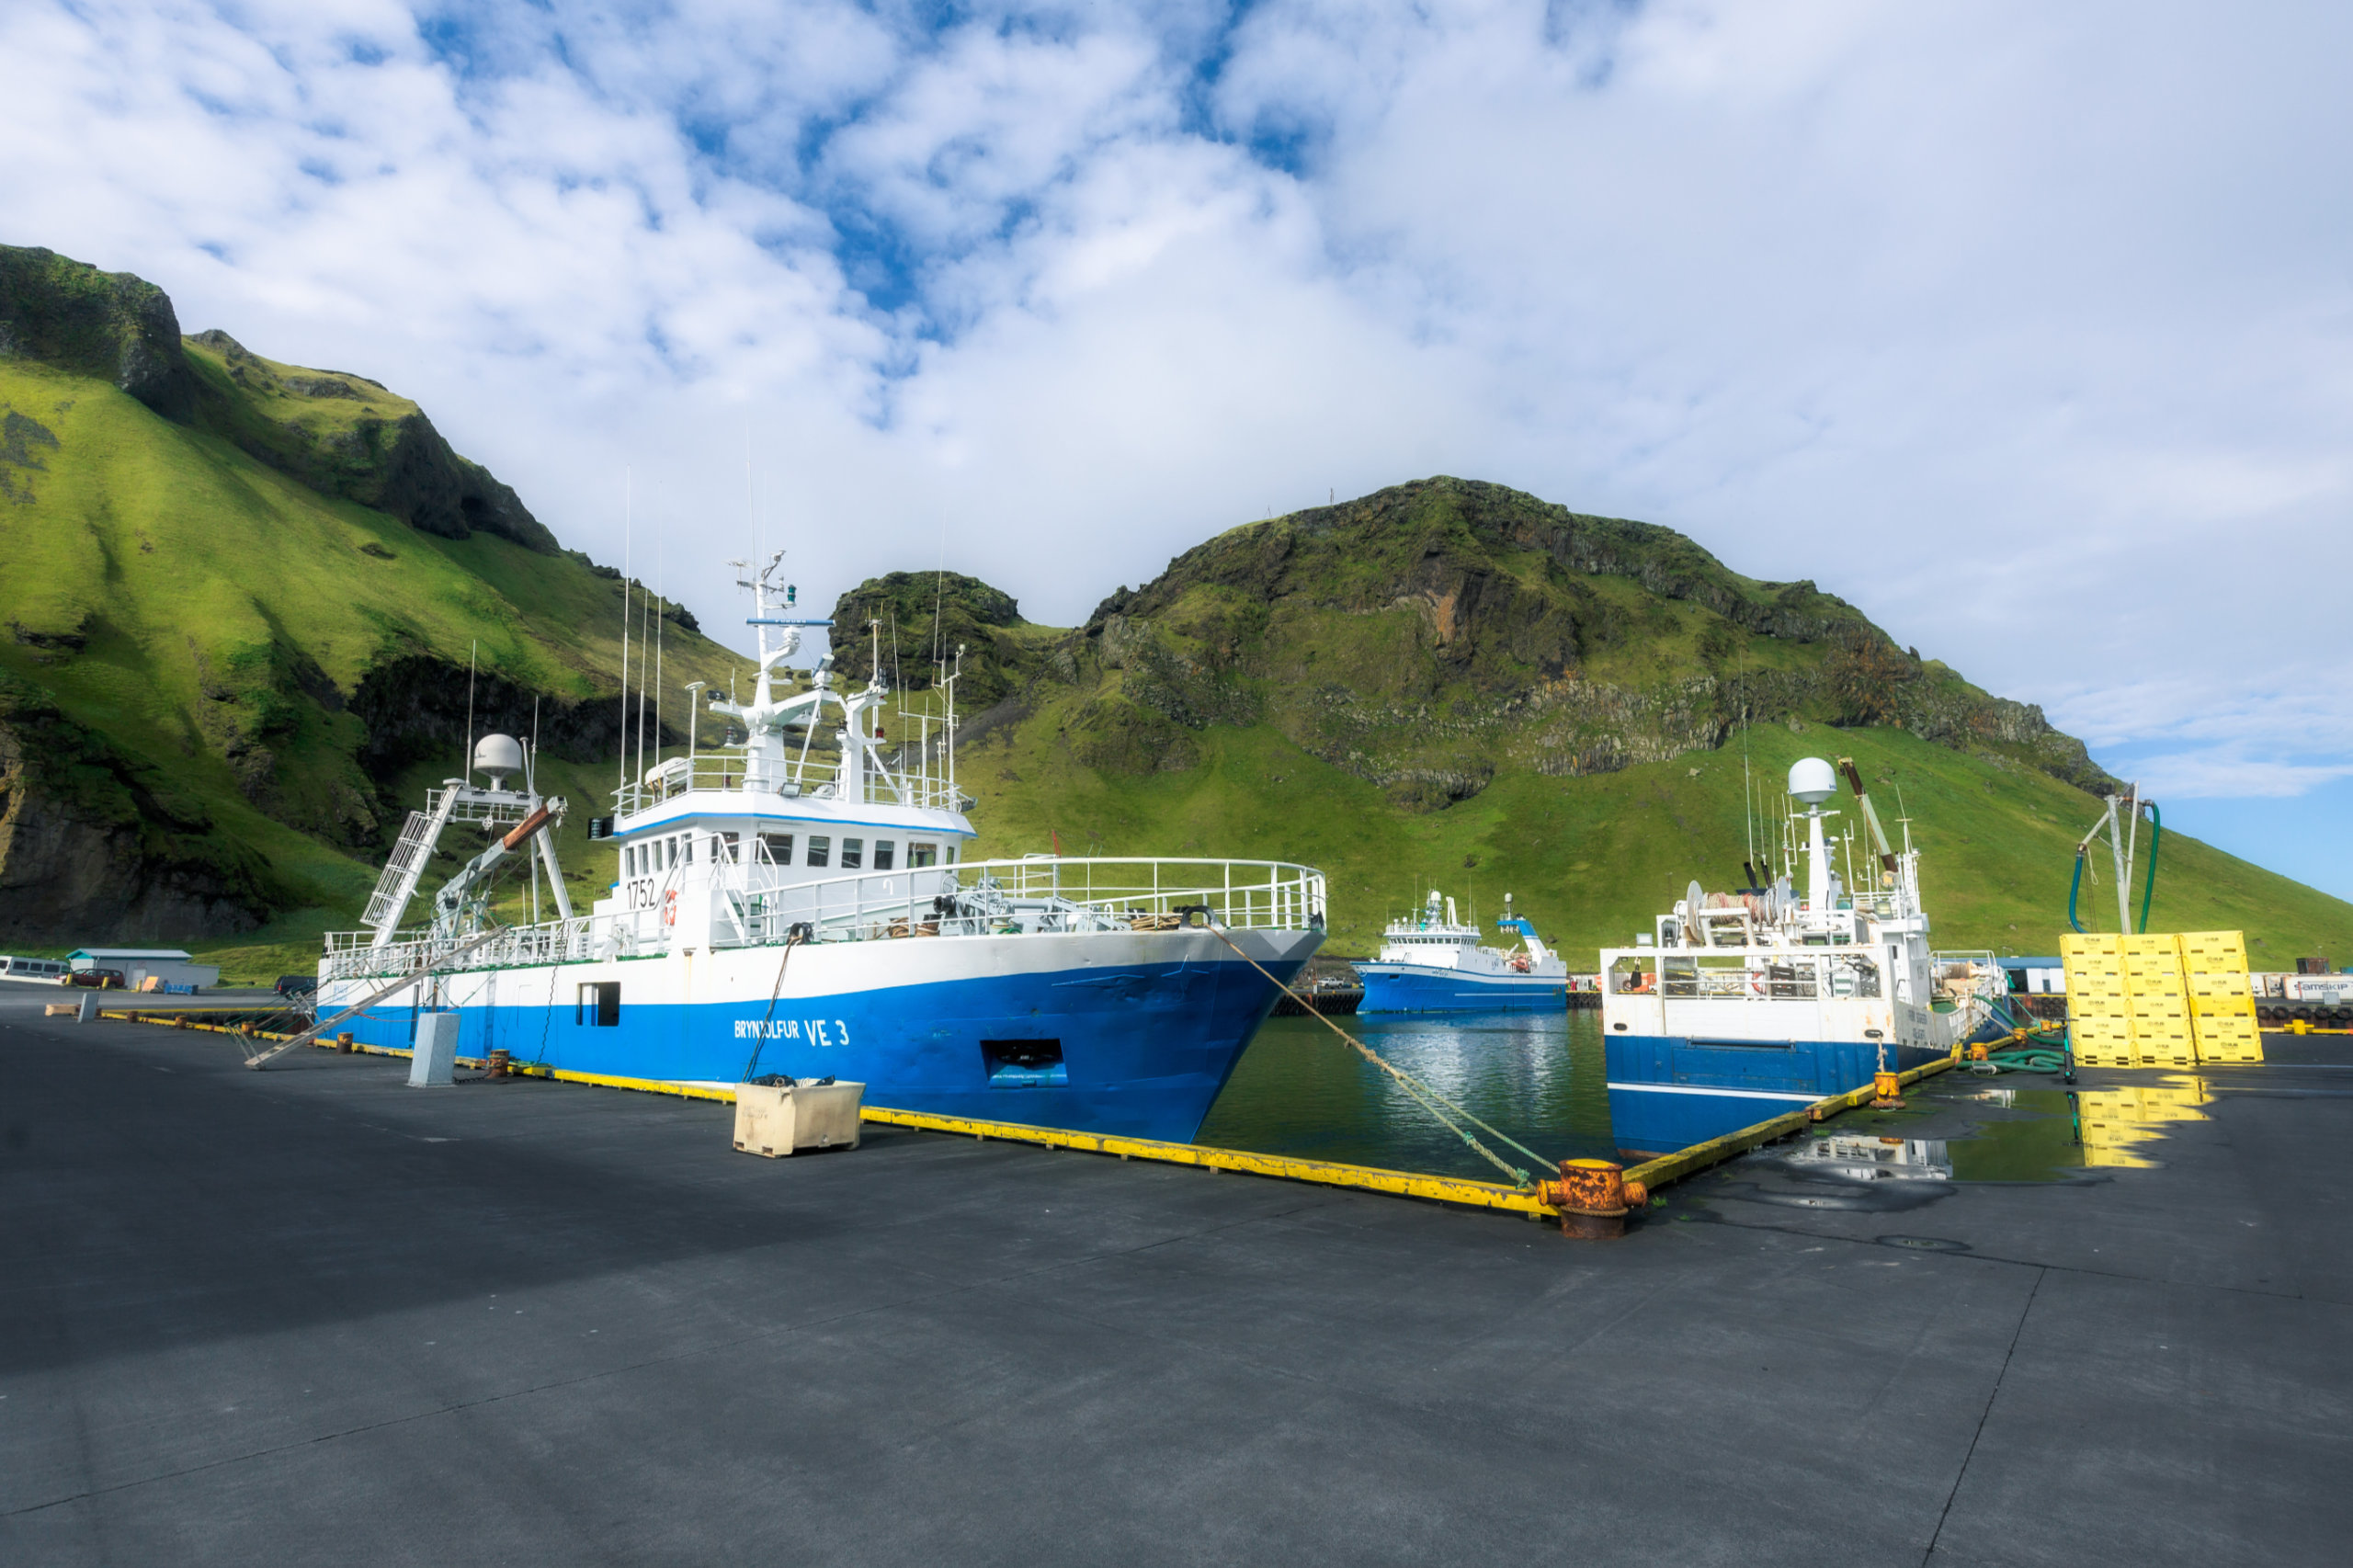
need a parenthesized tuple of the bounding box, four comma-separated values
(473, 733, 525, 784)
(1788, 756, 1838, 805)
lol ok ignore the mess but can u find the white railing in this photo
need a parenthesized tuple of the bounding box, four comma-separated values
(723, 856, 1326, 948)
(323, 858, 1325, 976)
(610, 752, 970, 818)
(323, 917, 600, 983)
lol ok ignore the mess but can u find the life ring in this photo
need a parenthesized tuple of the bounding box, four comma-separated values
(662, 889, 678, 927)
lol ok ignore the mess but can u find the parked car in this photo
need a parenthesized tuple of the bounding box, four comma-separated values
(67, 969, 125, 990)
(274, 974, 319, 998)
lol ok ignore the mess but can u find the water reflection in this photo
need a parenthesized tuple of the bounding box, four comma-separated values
(1783, 1135, 1952, 1182)
(1199, 1016, 2216, 1189)
(1197, 1010, 1618, 1179)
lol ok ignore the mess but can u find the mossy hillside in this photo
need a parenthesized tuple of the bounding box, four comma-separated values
(0, 304, 746, 941)
(827, 570, 1039, 715)
(837, 475, 2352, 967)
(1039, 481, 2109, 812)
(938, 693, 2353, 967)
(177, 332, 563, 556)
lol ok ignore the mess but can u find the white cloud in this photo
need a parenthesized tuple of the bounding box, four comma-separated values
(5, 0, 2351, 841)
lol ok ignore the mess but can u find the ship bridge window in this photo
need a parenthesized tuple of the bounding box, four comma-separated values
(841, 837, 863, 870)
(719, 832, 741, 863)
(759, 834, 793, 867)
(872, 839, 895, 871)
(807, 836, 831, 869)
(909, 842, 938, 869)
(946, 844, 959, 865)
(682, 835, 694, 866)
(576, 982, 620, 1028)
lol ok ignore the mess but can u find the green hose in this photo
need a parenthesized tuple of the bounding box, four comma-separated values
(1985, 1046, 2069, 1074)
(2136, 801, 2162, 935)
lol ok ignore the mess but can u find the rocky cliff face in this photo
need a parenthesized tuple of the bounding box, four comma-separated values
(891, 477, 2112, 806)
(0, 676, 278, 943)
(0, 244, 742, 946)
(0, 246, 198, 423)
(0, 245, 561, 554)
(181, 329, 562, 555)
(827, 571, 1033, 715)
(350, 653, 677, 784)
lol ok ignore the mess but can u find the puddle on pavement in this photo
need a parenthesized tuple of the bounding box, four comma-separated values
(1699, 1072, 2215, 1209)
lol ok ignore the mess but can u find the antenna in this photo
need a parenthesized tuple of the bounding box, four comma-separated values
(654, 537, 665, 784)
(634, 570, 651, 793)
(619, 468, 631, 794)
(463, 639, 477, 785)
(1740, 706, 1756, 882)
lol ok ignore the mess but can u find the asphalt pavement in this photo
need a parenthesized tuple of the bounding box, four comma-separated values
(3, 996, 2346, 1565)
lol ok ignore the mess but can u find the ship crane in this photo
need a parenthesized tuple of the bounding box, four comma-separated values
(2068, 785, 2161, 935)
(360, 733, 570, 950)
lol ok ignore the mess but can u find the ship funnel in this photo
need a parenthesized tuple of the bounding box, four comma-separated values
(473, 733, 525, 787)
(1788, 756, 1838, 806)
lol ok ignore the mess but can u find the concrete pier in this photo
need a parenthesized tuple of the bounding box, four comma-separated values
(3, 995, 2346, 1564)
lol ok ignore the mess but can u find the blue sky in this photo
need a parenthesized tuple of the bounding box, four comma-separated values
(5, 1, 2350, 896)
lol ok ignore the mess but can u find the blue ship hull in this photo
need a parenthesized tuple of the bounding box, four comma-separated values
(1354, 962, 1566, 1014)
(1604, 1034, 1949, 1159)
(339, 953, 1303, 1145)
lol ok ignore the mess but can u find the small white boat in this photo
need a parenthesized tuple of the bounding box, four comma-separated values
(1352, 892, 1568, 1013)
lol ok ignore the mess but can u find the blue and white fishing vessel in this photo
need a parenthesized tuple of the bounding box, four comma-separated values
(318, 553, 1325, 1142)
(1599, 756, 2006, 1159)
(1353, 892, 1568, 1013)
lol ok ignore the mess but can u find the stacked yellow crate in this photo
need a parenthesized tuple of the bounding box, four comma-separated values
(2121, 934, 2196, 1067)
(2181, 930, 2264, 1064)
(2059, 933, 2135, 1067)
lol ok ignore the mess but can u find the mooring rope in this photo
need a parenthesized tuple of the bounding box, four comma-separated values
(738, 930, 805, 1083)
(1203, 919, 1561, 1187)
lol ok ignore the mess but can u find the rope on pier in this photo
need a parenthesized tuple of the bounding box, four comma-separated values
(1204, 920, 1563, 1187)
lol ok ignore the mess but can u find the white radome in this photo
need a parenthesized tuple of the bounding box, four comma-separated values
(1788, 756, 1838, 806)
(473, 733, 525, 784)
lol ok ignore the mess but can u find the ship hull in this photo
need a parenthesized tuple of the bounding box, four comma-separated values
(1603, 1034, 1949, 1159)
(324, 927, 1318, 1145)
(1352, 961, 1567, 1014)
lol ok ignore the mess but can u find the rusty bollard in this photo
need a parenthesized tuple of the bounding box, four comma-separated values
(1872, 1070, 1904, 1108)
(336, 1032, 355, 1054)
(1535, 1158, 1646, 1240)
(487, 1048, 512, 1078)
(173, 1015, 188, 1030)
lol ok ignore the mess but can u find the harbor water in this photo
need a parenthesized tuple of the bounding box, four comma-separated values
(1198, 1009, 1621, 1179)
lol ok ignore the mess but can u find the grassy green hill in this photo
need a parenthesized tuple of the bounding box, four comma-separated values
(6, 244, 2345, 980)
(0, 244, 748, 972)
(840, 482, 2353, 968)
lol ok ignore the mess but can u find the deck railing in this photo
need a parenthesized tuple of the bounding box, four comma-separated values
(322, 857, 1325, 978)
(722, 856, 1326, 947)
(608, 751, 971, 818)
